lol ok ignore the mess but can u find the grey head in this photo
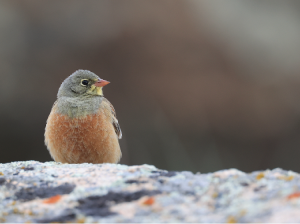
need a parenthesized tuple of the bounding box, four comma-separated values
(56, 70, 110, 117)
(58, 70, 109, 98)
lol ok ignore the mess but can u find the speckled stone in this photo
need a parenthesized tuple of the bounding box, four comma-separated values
(0, 161, 300, 222)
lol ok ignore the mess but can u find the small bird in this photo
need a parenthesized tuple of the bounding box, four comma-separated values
(45, 70, 122, 164)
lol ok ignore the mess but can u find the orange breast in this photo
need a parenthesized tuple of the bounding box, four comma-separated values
(45, 105, 121, 164)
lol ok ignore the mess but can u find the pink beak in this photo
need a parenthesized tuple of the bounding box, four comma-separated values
(94, 79, 110, 87)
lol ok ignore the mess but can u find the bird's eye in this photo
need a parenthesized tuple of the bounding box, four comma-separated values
(81, 79, 89, 86)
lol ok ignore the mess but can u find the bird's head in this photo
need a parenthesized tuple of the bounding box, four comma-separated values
(57, 70, 110, 98)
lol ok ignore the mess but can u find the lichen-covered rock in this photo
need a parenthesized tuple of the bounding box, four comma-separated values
(0, 161, 300, 222)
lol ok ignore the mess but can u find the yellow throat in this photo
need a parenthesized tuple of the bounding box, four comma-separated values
(87, 85, 103, 96)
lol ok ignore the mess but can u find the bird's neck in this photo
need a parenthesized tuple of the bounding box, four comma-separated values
(56, 96, 103, 118)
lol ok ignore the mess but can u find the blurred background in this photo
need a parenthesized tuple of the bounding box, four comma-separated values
(1, 0, 300, 173)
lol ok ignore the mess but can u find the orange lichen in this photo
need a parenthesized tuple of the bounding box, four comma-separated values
(256, 173, 265, 180)
(287, 192, 300, 200)
(43, 195, 62, 204)
(142, 197, 155, 205)
(0, 172, 3, 176)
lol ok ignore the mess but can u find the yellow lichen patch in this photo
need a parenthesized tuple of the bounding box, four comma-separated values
(240, 209, 247, 216)
(227, 216, 237, 223)
(11, 201, 16, 206)
(278, 175, 294, 181)
(0, 217, 6, 222)
(13, 208, 20, 214)
(0, 172, 3, 176)
(212, 192, 218, 198)
(26, 210, 33, 216)
(21, 167, 25, 169)
(76, 218, 86, 223)
(256, 173, 265, 180)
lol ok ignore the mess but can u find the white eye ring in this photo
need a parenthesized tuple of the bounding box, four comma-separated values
(81, 79, 89, 86)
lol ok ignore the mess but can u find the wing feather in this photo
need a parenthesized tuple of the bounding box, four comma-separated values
(103, 98, 122, 139)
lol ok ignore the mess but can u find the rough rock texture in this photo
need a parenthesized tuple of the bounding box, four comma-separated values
(0, 161, 300, 223)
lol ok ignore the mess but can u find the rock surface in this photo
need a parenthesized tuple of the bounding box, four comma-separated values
(0, 161, 300, 222)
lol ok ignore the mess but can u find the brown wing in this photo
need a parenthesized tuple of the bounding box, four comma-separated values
(103, 98, 122, 139)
